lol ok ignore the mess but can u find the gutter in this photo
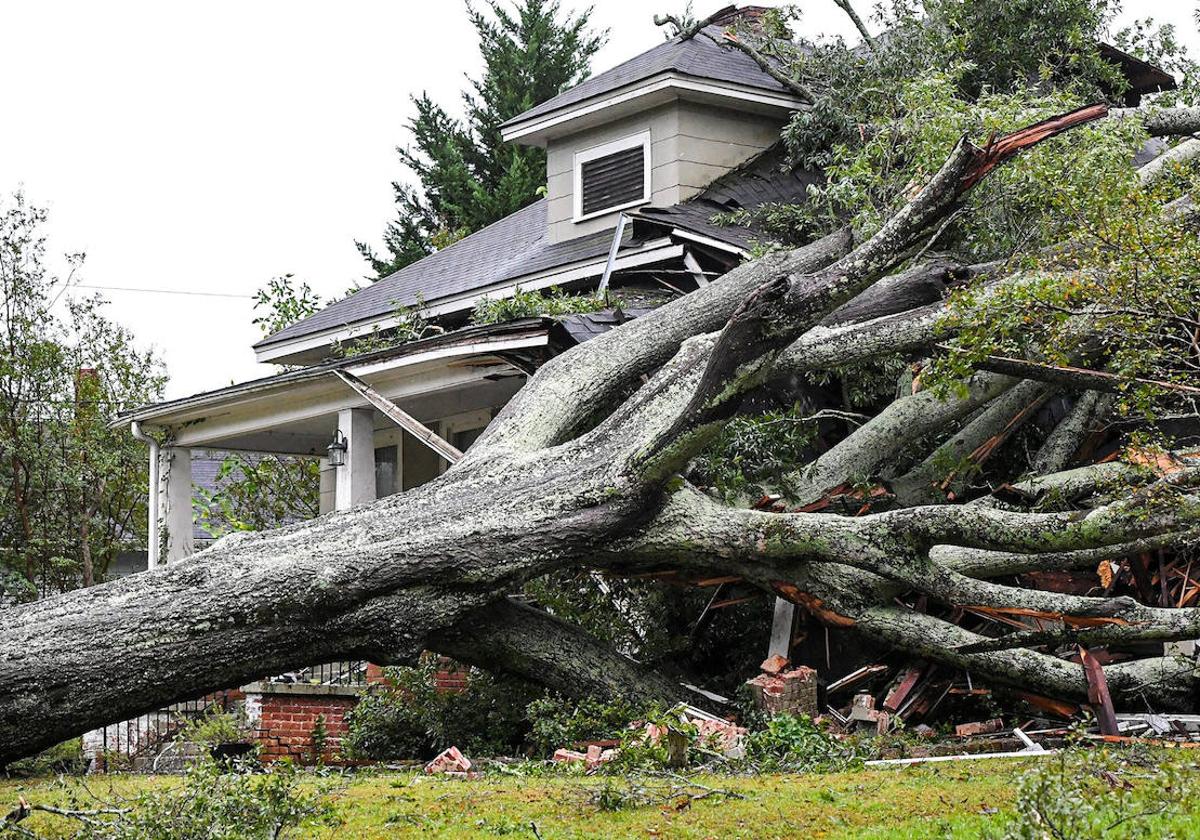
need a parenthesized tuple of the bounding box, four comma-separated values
(130, 421, 160, 569)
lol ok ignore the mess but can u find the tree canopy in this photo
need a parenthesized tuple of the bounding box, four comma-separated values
(0, 194, 164, 600)
(356, 0, 605, 280)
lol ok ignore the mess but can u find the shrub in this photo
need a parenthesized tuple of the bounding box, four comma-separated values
(343, 657, 542, 760)
(741, 713, 865, 773)
(3, 738, 86, 777)
(524, 696, 653, 757)
(177, 709, 248, 747)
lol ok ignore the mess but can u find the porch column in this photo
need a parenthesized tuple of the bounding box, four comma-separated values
(767, 598, 794, 660)
(161, 446, 194, 563)
(335, 408, 376, 511)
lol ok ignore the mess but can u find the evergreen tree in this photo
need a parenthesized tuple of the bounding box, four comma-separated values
(358, 0, 605, 280)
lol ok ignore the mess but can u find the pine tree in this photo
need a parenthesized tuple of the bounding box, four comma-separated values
(358, 1, 605, 280)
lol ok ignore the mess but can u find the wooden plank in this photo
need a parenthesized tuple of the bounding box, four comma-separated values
(883, 665, 925, 712)
(333, 369, 463, 464)
(1013, 690, 1080, 719)
(826, 664, 888, 694)
(1079, 646, 1119, 736)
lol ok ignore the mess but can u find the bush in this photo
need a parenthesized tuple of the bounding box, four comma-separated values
(3, 738, 86, 777)
(343, 657, 543, 760)
(742, 713, 865, 773)
(524, 696, 653, 757)
(176, 709, 248, 747)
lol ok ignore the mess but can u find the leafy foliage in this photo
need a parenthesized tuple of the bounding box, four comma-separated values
(688, 402, 822, 501)
(69, 757, 335, 840)
(251, 275, 321, 338)
(343, 656, 542, 760)
(195, 453, 319, 538)
(471, 286, 609, 325)
(989, 742, 1200, 839)
(2, 739, 86, 778)
(176, 709, 250, 747)
(524, 695, 652, 756)
(357, 0, 605, 279)
(741, 713, 866, 773)
(0, 193, 165, 598)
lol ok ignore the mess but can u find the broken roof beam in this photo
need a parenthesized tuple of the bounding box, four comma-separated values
(332, 368, 464, 464)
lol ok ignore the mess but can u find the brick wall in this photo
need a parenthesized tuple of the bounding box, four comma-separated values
(245, 683, 362, 765)
(246, 657, 469, 766)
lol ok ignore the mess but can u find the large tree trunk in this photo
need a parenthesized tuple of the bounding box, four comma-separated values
(3, 105, 1199, 764)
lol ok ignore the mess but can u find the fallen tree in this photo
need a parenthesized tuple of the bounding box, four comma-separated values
(3, 93, 1200, 763)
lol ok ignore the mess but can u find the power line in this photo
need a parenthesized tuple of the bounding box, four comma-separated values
(71, 284, 255, 300)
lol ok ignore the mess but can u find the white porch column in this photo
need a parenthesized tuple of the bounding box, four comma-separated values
(767, 597, 795, 660)
(335, 408, 376, 511)
(161, 446, 194, 563)
(318, 456, 336, 515)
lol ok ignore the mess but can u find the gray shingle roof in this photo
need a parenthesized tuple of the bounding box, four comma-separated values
(257, 201, 628, 349)
(633, 144, 820, 250)
(502, 22, 793, 129)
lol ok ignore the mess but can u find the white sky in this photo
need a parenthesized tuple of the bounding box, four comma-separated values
(1, 1, 1195, 399)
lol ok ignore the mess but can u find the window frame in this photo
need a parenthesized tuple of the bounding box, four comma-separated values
(572, 131, 652, 223)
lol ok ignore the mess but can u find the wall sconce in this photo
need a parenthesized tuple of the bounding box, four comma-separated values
(327, 429, 348, 467)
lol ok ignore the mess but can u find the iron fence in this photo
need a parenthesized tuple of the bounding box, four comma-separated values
(268, 660, 368, 686)
(98, 691, 235, 763)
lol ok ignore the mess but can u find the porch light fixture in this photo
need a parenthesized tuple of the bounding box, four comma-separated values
(327, 429, 348, 468)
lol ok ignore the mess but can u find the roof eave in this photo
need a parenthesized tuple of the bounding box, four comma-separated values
(253, 237, 684, 365)
(500, 71, 806, 147)
(116, 319, 554, 430)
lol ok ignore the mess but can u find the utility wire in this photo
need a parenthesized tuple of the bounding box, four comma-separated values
(71, 284, 255, 300)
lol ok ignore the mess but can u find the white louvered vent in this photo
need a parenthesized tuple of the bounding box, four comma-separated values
(573, 132, 650, 221)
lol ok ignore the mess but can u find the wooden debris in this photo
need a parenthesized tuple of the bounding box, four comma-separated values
(1079, 646, 1120, 736)
(825, 664, 888, 694)
(955, 718, 1004, 737)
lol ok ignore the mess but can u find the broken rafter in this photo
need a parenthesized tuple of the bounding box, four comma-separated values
(332, 369, 464, 464)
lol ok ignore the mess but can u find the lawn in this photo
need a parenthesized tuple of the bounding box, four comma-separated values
(3, 751, 1199, 838)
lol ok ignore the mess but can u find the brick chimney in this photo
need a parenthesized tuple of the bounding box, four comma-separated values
(710, 5, 773, 27)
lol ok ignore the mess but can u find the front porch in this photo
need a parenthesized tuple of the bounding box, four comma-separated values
(122, 319, 556, 564)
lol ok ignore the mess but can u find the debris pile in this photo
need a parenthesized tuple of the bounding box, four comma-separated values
(423, 745, 480, 779)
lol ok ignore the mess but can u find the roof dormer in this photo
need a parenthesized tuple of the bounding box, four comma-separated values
(503, 6, 805, 243)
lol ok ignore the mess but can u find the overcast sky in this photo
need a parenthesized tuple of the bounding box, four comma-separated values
(1, 1, 1196, 399)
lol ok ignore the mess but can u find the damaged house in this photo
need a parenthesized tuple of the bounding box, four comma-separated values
(118, 4, 1173, 670)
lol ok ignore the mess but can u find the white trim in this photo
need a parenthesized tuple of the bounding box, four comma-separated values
(254, 240, 684, 364)
(135, 332, 550, 429)
(572, 131, 651, 222)
(669, 227, 748, 256)
(501, 72, 806, 145)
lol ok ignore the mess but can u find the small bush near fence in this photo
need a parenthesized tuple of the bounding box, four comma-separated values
(3, 738, 86, 778)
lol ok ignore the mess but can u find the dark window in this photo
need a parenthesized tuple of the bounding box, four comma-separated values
(374, 445, 398, 497)
(580, 145, 645, 217)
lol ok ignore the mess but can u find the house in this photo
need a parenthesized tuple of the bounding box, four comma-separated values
(118, 6, 1174, 570)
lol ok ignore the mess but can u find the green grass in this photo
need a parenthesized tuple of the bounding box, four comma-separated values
(4, 751, 1199, 839)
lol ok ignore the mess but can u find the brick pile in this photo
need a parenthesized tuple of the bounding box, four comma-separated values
(745, 656, 819, 717)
